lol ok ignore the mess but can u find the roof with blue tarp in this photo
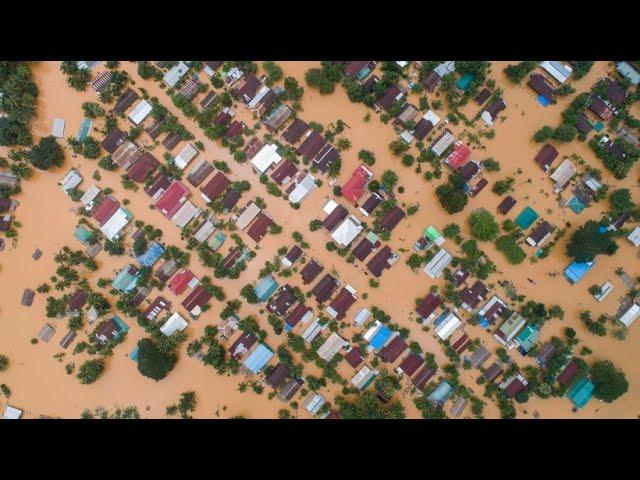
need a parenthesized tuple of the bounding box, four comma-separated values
(137, 241, 165, 267)
(568, 378, 594, 408)
(370, 325, 392, 349)
(564, 260, 594, 284)
(427, 380, 454, 405)
(243, 343, 274, 373)
(77, 117, 92, 141)
(254, 274, 278, 302)
(537, 95, 551, 106)
(515, 206, 539, 229)
(74, 225, 92, 244)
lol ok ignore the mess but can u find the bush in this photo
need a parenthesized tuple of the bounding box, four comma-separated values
(495, 234, 526, 264)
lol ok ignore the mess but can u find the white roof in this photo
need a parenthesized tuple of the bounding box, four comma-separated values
(594, 282, 613, 302)
(302, 318, 325, 343)
(250, 143, 282, 174)
(435, 312, 462, 340)
(160, 312, 189, 336)
(363, 320, 383, 342)
(128, 100, 152, 125)
(431, 130, 456, 157)
(174, 143, 198, 170)
(351, 365, 377, 389)
(400, 130, 414, 144)
(60, 169, 82, 192)
(331, 215, 363, 247)
(481, 111, 494, 126)
(423, 110, 440, 126)
(236, 202, 261, 230)
(434, 61, 455, 77)
(3, 405, 23, 419)
(550, 158, 576, 191)
(171, 200, 200, 228)
(247, 85, 270, 109)
(628, 227, 640, 247)
(80, 184, 101, 206)
(540, 61, 572, 84)
(317, 332, 347, 362)
(163, 62, 189, 87)
(52, 118, 65, 138)
(354, 308, 371, 326)
(423, 248, 453, 279)
(288, 173, 317, 204)
(100, 207, 131, 240)
(619, 302, 640, 327)
(396, 61, 408, 68)
(194, 220, 215, 243)
(323, 199, 338, 215)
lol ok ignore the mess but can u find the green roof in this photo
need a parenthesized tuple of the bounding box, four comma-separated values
(74, 226, 92, 244)
(568, 378, 594, 408)
(425, 226, 441, 241)
(365, 231, 379, 243)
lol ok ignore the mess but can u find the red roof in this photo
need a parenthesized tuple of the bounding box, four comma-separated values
(200, 172, 230, 202)
(399, 353, 424, 377)
(344, 347, 363, 368)
(342, 165, 372, 204)
(127, 152, 159, 183)
(169, 269, 195, 295)
(181, 284, 212, 315)
(446, 143, 471, 170)
(270, 160, 299, 185)
(246, 212, 275, 243)
(415, 293, 441, 318)
(379, 336, 408, 363)
(327, 287, 357, 319)
(285, 303, 311, 328)
(155, 181, 189, 218)
(557, 359, 579, 386)
(92, 195, 120, 225)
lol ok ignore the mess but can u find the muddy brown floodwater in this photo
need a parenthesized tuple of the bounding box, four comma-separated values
(0, 61, 637, 419)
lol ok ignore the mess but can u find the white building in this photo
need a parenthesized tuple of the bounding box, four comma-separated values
(173, 143, 198, 170)
(627, 227, 640, 247)
(52, 118, 65, 138)
(163, 62, 189, 87)
(60, 169, 82, 193)
(235, 202, 261, 230)
(100, 207, 131, 240)
(593, 282, 613, 302)
(550, 158, 577, 193)
(434, 311, 462, 340)
(423, 248, 453, 279)
(80, 184, 101, 207)
(287, 173, 317, 204)
(250, 143, 282, 174)
(351, 365, 377, 390)
(317, 332, 347, 362)
(353, 308, 371, 327)
(331, 215, 363, 247)
(540, 61, 573, 84)
(128, 100, 152, 125)
(171, 200, 200, 228)
(160, 312, 189, 336)
(618, 301, 640, 327)
(3, 405, 23, 419)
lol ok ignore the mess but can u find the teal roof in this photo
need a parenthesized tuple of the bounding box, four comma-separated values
(456, 73, 474, 91)
(254, 275, 278, 302)
(74, 226, 92, 244)
(568, 378, 594, 408)
(112, 265, 138, 293)
(515, 206, 539, 229)
(208, 231, 227, 252)
(516, 324, 540, 352)
(427, 380, 454, 405)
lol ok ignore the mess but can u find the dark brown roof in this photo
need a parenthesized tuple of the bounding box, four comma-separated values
(113, 88, 139, 115)
(311, 273, 339, 303)
(95, 318, 123, 345)
(416, 293, 441, 318)
(301, 259, 324, 285)
(603, 79, 627, 106)
(345, 61, 371, 78)
(451, 333, 471, 354)
(483, 362, 504, 382)
(497, 196, 517, 214)
(459, 161, 480, 182)
(412, 366, 435, 391)
(377, 85, 402, 112)
(536, 342, 557, 366)
(379, 336, 408, 363)
(469, 178, 488, 197)
(296, 131, 326, 159)
(265, 363, 290, 388)
(423, 70, 441, 92)
(236, 75, 261, 102)
(484, 97, 506, 120)
(200, 91, 218, 110)
(213, 110, 232, 126)
(412, 118, 434, 141)
(242, 136, 263, 160)
(224, 120, 245, 139)
(146, 117, 166, 140)
(181, 285, 212, 315)
(200, 172, 231, 202)
(313, 144, 340, 173)
(452, 269, 470, 287)
(279, 378, 304, 401)
(246, 212, 275, 243)
(588, 95, 613, 120)
(284, 245, 303, 265)
(557, 359, 579, 386)
(474, 88, 491, 105)
(352, 235, 379, 262)
(143, 297, 171, 321)
(344, 347, 363, 368)
(204, 61, 223, 72)
(145, 173, 171, 198)
(528, 221, 553, 244)
(360, 192, 383, 215)
(366, 245, 394, 277)
(575, 113, 593, 134)
(504, 376, 526, 398)
(282, 118, 309, 144)
(59, 330, 77, 349)
(323, 204, 348, 231)
(528, 73, 556, 101)
(67, 289, 87, 311)
(187, 160, 214, 187)
(162, 132, 181, 151)
(221, 246, 243, 270)
(229, 332, 257, 359)
(132, 286, 150, 307)
(379, 206, 405, 232)
(459, 280, 489, 310)
(270, 160, 299, 185)
(285, 303, 311, 328)
(327, 287, 356, 319)
(267, 285, 296, 316)
(362, 75, 380, 94)
(127, 152, 159, 183)
(399, 353, 424, 376)
(101, 128, 126, 154)
(221, 188, 241, 211)
(21, 289, 35, 306)
(535, 144, 559, 171)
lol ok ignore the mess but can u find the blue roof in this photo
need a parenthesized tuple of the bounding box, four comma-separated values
(428, 380, 454, 405)
(564, 260, 595, 284)
(137, 242, 165, 267)
(254, 275, 278, 302)
(130, 347, 139, 362)
(370, 325, 392, 350)
(568, 378, 594, 408)
(243, 344, 274, 374)
(537, 95, 551, 107)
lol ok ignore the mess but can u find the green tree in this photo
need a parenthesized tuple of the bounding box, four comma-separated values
(77, 359, 105, 384)
(136, 338, 177, 381)
(27, 136, 64, 170)
(566, 221, 618, 262)
(468, 208, 499, 241)
(0, 354, 8, 371)
(591, 360, 629, 403)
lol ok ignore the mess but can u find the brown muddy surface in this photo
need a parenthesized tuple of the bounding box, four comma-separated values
(0, 61, 637, 419)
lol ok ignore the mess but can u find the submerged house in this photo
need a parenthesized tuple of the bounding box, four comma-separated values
(494, 311, 527, 348)
(326, 285, 357, 320)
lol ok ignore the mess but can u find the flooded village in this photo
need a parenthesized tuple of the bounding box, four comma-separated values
(0, 60, 639, 419)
